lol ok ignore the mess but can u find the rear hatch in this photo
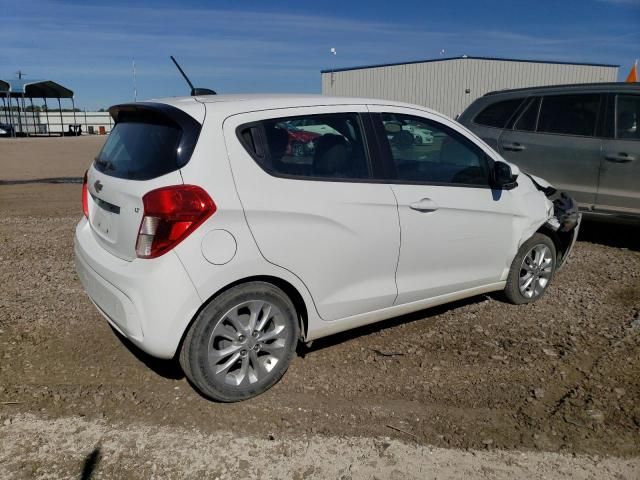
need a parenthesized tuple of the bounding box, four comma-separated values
(86, 102, 203, 261)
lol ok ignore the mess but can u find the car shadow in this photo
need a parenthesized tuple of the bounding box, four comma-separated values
(109, 326, 185, 380)
(299, 293, 493, 356)
(578, 219, 640, 252)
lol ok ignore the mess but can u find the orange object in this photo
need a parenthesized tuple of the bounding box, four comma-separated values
(625, 60, 638, 83)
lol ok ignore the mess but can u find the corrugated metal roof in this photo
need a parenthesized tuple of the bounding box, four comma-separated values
(0, 79, 73, 98)
(320, 56, 620, 74)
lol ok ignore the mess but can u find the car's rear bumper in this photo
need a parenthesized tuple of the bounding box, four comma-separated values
(74, 218, 202, 358)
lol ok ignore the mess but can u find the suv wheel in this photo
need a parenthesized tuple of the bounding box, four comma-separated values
(180, 282, 299, 402)
(504, 233, 556, 304)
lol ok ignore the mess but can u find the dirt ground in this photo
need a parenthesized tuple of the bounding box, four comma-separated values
(0, 136, 103, 181)
(1, 137, 639, 478)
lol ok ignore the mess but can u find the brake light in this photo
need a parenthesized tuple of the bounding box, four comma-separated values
(82, 170, 89, 218)
(135, 185, 216, 259)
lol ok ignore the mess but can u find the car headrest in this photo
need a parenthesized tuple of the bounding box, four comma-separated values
(313, 134, 348, 176)
(267, 126, 290, 161)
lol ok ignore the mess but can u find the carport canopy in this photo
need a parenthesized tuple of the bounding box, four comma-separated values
(2, 79, 74, 99)
(1, 79, 76, 136)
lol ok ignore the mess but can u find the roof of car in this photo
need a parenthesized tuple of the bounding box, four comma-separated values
(484, 82, 639, 97)
(150, 93, 436, 115)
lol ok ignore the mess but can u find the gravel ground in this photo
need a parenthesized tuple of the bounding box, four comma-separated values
(1, 138, 639, 478)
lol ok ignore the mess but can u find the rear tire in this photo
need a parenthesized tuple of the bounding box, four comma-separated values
(180, 282, 299, 402)
(504, 233, 556, 305)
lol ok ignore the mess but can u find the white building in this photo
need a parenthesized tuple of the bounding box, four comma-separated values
(321, 56, 619, 118)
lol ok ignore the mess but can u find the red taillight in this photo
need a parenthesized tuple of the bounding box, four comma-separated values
(82, 170, 89, 218)
(135, 185, 216, 259)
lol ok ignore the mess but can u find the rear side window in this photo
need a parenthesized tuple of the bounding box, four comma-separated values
(616, 95, 640, 140)
(239, 113, 371, 180)
(537, 94, 600, 137)
(473, 98, 524, 128)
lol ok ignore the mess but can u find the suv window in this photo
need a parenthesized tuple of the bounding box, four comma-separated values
(513, 97, 540, 132)
(474, 98, 525, 128)
(240, 113, 370, 180)
(616, 95, 640, 140)
(537, 94, 600, 137)
(380, 113, 491, 186)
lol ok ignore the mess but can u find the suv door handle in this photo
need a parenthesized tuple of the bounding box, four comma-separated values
(410, 198, 439, 213)
(501, 142, 526, 152)
(605, 152, 635, 163)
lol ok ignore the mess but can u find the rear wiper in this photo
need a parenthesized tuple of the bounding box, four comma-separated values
(95, 157, 116, 172)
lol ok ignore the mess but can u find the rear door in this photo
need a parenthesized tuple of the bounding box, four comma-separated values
(224, 106, 400, 321)
(87, 102, 204, 260)
(596, 93, 640, 215)
(497, 94, 603, 209)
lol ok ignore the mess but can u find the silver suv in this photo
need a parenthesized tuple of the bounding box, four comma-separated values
(458, 83, 640, 222)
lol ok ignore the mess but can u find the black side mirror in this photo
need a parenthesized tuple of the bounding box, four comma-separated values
(493, 162, 518, 190)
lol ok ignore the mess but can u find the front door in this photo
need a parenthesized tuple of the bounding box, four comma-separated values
(370, 107, 519, 305)
(596, 93, 640, 215)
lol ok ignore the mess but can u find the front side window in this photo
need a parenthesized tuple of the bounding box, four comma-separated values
(380, 113, 491, 186)
(240, 113, 370, 180)
(474, 98, 525, 128)
(616, 95, 640, 140)
(537, 94, 600, 136)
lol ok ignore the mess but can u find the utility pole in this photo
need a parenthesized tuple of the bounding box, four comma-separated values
(133, 59, 137, 102)
(330, 48, 337, 90)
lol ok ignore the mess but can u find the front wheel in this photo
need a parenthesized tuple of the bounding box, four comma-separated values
(180, 282, 299, 402)
(504, 233, 556, 304)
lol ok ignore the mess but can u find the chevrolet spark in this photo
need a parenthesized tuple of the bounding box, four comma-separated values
(75, 94, 580, 402)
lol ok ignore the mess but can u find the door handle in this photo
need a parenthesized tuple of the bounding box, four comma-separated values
(501, 142, 526, 152)
(605, 152, 635, 163)
(409, 198, 439, 213)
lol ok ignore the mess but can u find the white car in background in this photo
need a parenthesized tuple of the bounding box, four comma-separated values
(75, 94, 580, 402)
(404, 120, 434, 144)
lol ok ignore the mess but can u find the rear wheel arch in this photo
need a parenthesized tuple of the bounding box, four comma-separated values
(177, 275, 309, 359)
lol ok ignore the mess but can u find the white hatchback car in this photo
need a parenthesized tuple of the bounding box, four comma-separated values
(75, 94, 580, 401)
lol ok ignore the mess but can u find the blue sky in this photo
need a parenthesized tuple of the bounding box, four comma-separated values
(1, 0, 639, 109)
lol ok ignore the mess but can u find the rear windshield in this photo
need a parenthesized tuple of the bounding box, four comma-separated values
(94, 121, 182, 180)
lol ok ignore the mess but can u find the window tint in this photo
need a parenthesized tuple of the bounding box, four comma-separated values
(381, 113, 490, 186)
(243, 113, 370, 180)
(474, 98, 524, 128)
(95, 120, 183, 180)
(616, 95, 640, 140)
(514, 97, 540, 132)
(537, 94, 600, 136)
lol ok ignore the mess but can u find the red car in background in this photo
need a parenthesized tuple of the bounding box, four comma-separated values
(281, 123, 320, 156)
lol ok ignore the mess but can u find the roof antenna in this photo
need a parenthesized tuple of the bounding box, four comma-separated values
(170, 56, 216, 96)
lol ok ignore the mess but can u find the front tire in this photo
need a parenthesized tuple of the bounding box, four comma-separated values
(504, 233, 556, 304)
(180, 282, 299, 402)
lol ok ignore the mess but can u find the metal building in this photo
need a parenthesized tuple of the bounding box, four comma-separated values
(321, 56, 619, 118)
